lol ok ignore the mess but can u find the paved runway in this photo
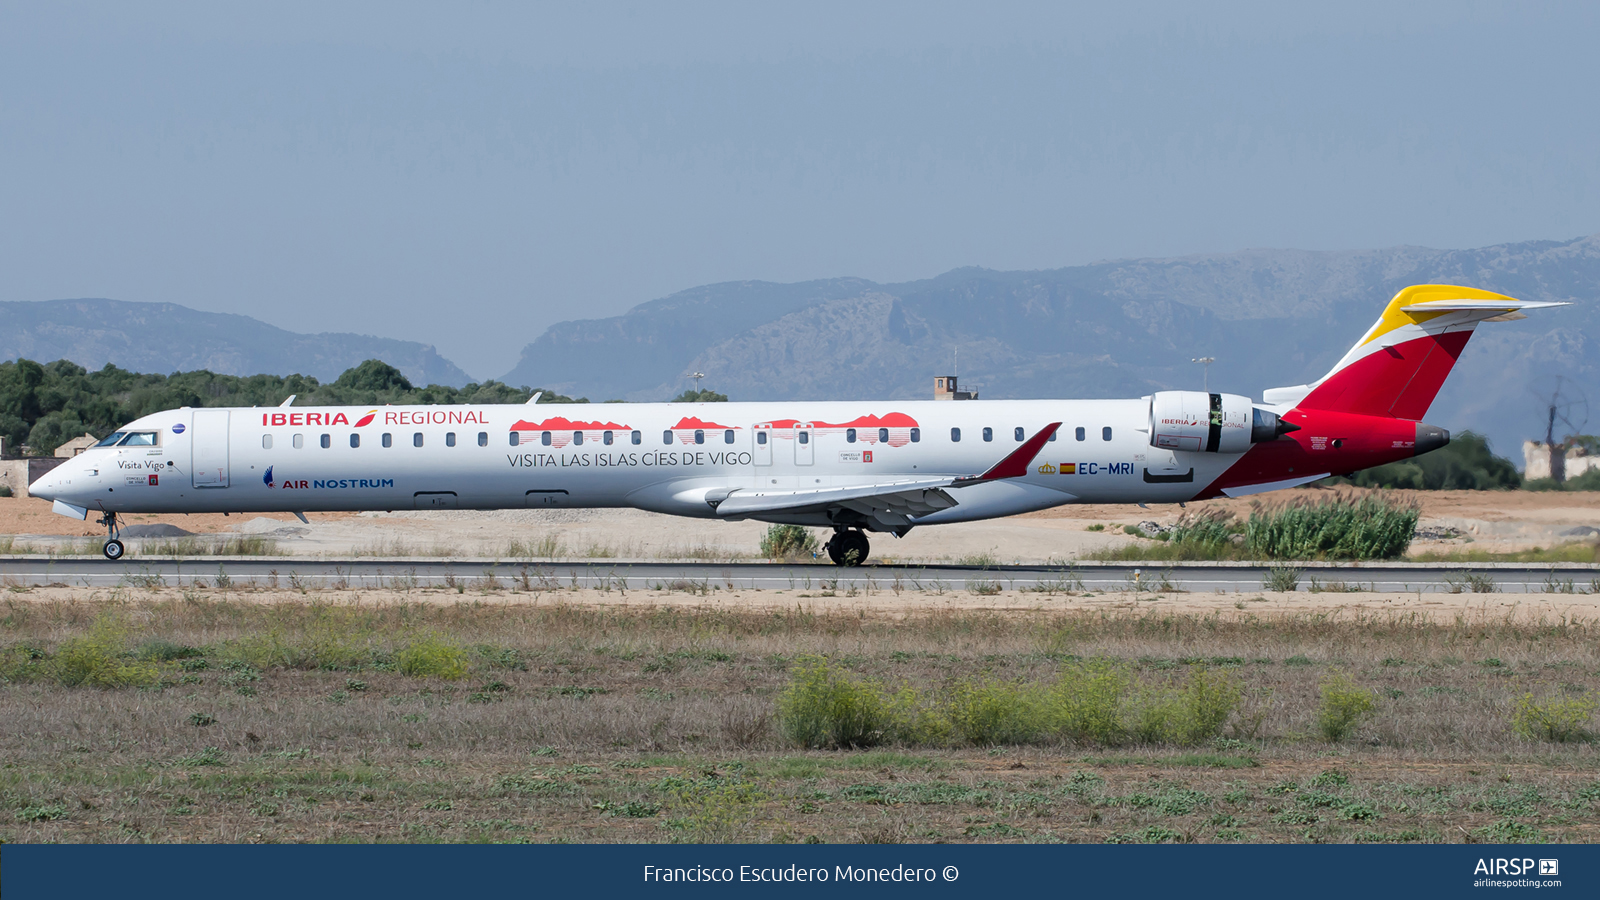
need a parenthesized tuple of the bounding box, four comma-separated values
(1, 556, 1597, 593)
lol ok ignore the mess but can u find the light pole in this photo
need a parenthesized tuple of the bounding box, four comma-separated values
(1192, 357, 1215, 391)
(689, 372, 705, 395)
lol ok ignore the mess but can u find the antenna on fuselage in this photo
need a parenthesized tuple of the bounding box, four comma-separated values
(526, 392, 543, 405)
(279, 395, 296, 407)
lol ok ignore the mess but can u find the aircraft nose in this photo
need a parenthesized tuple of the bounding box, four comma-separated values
(27, 468, 58, 502)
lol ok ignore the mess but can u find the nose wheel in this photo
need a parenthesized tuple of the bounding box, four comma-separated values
(97, 512, 125, 561)
(826, 529, 870, 566)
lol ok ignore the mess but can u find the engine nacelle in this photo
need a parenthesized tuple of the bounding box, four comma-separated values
(1148, 391, 1291, 454)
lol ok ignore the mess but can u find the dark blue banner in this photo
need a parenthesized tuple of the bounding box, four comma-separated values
(3, 844, 1591, 898)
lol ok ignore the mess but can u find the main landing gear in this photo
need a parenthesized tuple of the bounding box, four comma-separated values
(825, 528, 870, 566)
(98, 511, 124, 561)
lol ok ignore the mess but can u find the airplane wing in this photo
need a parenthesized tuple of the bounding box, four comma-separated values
(712, 422, 1061, 530)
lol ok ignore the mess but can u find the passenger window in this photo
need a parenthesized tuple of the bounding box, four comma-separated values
(1014, 427, 1024, 442)
(1102, 427, 1113, 441)
(694, 429, 704, 445)
(603, 431, 614, 445)
(382, 433, 392, 448)
(509, 432, 519, 447)
(663, 430, 673, 445)
(724, 429, 734, 444)
(320, 434, 330, 449)
(847, 428, 857, 443)
(798, 431, 809, 445)
(910, 427, 920, 443)
(983, 427, 993, 442)
(951, 427, 961, 442)
(446, 432, 456, 447)
(1075, 427, 1086, 441)
(631, 430, 641, 445)
(879, 427, 889, 443)
(351, 434, 361, 448)
(262, 434, 273, 449)
(478, 432, 488, 446)
(413, 432, 423, 447)
(757, 432, 768, 445)
(541, 432, 552, 446)
(292, 434, 304, 449)
(573, 431, 583, 446)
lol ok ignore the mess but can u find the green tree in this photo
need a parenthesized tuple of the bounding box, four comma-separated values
(0, 356, 591, 455)
(671, 388, 728, 402)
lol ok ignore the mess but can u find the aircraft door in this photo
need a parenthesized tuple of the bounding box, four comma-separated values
(795, 422, 814, 465)
(191, 409, 230, 488)
(753, 424, 772, 466)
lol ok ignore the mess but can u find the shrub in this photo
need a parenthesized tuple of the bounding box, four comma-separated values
(1048, 660, 1135, 745)
(1246, 493, 1419, 560)
(760, 524, 818, 560)
(1511, 693, 1596, 742)
(395, 635, 472, 680)
(776, 657, 905, 748)
(1131, 668, 1242, 744)
(0, 484, 13, 498)
(48, 617, 160, 688)
(946, 678, 1046, 745)
(1317, 673, 1376, 741)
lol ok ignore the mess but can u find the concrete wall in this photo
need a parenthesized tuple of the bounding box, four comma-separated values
(1524, 441, 1600, 481)
(0, 458, 66, 499)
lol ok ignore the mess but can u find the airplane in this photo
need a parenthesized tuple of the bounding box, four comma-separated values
(27, 284, 1564, 564)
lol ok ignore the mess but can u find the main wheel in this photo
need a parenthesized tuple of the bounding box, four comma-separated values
(103, 539, 125, 560)
(827, 530, 870, 566)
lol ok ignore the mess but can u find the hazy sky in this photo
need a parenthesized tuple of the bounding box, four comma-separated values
(3, 2, 1598, 380)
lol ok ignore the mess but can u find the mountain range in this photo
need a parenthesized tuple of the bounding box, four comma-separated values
(0, 299, 472, 387)
(7, 235, 1596, 464)
(503, 234, 1600, 460)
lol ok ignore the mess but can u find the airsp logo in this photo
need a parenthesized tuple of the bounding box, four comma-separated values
(1474, 858, 1549, 876)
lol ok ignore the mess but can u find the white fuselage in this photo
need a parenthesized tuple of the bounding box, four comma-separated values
(30, 399, 1245, 529)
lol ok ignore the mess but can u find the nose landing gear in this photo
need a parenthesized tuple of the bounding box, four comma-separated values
(97, 512, 124, 561)
(825, 528, 871, 566)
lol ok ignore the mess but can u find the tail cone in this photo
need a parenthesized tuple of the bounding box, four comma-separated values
(1415, 423, 1450, 455)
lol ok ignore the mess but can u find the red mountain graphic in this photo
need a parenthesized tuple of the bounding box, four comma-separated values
(670, 416, 738, 431)
(510, 417, 631, 432)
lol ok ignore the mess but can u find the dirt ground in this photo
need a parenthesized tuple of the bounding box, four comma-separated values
(1, 488, 1598, 562)
(5, 583, 1599, 623)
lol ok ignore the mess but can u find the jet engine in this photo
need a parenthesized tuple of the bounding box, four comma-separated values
(1147, 391, 1297, 454)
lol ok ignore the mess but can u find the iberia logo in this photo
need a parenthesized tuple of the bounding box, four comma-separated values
(354, 409, 378, 428)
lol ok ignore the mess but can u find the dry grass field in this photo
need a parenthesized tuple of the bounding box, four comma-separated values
(2, 582, 1598, 845)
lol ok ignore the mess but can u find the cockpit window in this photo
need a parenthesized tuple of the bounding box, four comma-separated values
(120, 432, 159, 446)
(94, 432, 127, 447)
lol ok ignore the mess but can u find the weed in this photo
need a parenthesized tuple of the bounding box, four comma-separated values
(1511, 693, 1596, 742)
(49, 616, 160, 688)
(1443, 571, 1498, 594)
(1317, 673, 1376, 741)
(760, 525, 818, 560)
(776, 657, 908, 749)
(1263, 566, 1302, 592)
(395, 635, 472, 680)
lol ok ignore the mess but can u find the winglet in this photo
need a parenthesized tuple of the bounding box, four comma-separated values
(951, 422, 1061, 487)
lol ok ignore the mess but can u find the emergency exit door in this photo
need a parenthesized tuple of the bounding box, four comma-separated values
(191, 409, 230, 488)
